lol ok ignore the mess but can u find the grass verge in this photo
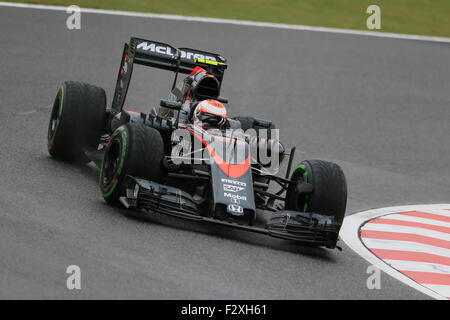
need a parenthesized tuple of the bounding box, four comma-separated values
(3, 0, 450, 38)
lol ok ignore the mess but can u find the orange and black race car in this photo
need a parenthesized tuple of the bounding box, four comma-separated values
(47, 37, 347, 249)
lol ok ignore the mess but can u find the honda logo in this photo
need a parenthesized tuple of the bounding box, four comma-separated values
(227, 204, 243, 214)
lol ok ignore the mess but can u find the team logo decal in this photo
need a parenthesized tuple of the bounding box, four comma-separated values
(227, 204, 243, 214)
(223, 184, 245, 193)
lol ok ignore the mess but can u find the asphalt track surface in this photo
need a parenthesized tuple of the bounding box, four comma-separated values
(0, 6, 449, 299)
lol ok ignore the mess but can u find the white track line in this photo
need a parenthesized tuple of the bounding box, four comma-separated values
(361, 223, 450, 242)
(1, 2, 450, 44)
(377, 214, 450, 229)
(361, 238, 450, 258)
(422, 284, 450, 298)
(340, 204, 450, 300)
(384, 260, 450, 274)
(423, 209, 450, 218)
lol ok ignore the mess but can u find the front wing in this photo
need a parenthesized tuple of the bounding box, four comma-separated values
(119, 176, 342, 249)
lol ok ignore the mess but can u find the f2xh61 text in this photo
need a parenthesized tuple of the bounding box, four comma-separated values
(180, 304, 267, 317)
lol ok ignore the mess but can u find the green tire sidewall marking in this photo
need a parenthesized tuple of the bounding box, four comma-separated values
(294, 164, 309, 212)
(48, 85, 64, 150)
(102, 126, 127, 199)
(116, 126, 127, 176)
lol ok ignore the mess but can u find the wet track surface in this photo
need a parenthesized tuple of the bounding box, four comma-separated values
(0, 6, 449, 298)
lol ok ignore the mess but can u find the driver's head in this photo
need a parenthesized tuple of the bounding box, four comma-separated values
(193, 99, 228, 128)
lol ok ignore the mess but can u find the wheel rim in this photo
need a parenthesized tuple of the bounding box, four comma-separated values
(48, 88, 62, 146)
(296, 193, 308, 212)
(295, 164, 310, 212)
(102, 138, 121, 186)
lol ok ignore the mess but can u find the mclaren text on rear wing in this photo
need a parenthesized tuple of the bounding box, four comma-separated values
(111, 37, 227, 113)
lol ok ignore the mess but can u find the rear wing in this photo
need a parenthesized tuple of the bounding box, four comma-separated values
(111, 37, 227, 114)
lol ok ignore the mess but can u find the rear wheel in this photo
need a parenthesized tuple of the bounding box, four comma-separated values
(47, 81, 106, 162)
(286, 160, 347, 224)
(99, 123, 166, 205)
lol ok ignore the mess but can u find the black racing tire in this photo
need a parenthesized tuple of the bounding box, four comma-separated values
(47, 81, 106, 162)
(99, 123, 166, 205)
(286, 160, 347, 224)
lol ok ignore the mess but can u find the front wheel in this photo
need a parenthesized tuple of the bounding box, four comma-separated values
(99, 123, 166, 205)
(285, 160, 347, 224)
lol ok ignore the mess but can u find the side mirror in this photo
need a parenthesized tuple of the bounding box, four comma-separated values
(160, 99, 182, 110)
(216, 97, 228, 104)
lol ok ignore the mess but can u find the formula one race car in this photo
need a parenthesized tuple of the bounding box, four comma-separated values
(47, 37, 347, 249)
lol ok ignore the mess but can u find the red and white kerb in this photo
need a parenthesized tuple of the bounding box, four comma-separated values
(341, 204, 450, 300)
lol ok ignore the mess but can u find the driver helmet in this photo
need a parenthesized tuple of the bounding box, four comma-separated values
(193, 99, 227, 127)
